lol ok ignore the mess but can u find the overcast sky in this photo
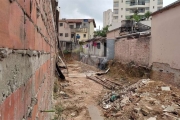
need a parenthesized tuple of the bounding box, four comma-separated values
(58, 0, 177, 29)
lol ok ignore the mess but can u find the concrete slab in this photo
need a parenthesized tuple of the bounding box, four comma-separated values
(87, 105, 104, 120)
(68, 73, 86, 78)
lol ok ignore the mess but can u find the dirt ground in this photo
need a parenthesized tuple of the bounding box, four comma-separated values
(53, 60, 180, 120)
(53, 61, 106, 120)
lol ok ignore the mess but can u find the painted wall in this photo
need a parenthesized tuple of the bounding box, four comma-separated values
(83, 41, 105, 57)
(107, 29, 120, 39)
(151, 5, 180, 70)
(103, 9, 113, 27)
(89, 22, 95, 39)
(0, 0, 58, 119)
(58, 21, 71, 41)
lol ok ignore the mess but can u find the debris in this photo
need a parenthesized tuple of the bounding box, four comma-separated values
(71, 112, 76, 117)
(60, 91, 66, 95)
(141, 108, 149, 116)
(103, 104, 111, 109)
(110, 95, 120, 102)
(96, 68, 110, 75)
(147, 116, 157, 120)
(161, 87, 171, 91)
(163, 106, 175, 112)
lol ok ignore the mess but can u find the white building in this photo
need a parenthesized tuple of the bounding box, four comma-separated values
(103, 9, 113, 27)
(113, 0, 163, 22)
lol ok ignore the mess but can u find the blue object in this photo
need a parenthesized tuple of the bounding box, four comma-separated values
(84, 19, 88, 22)
(76, 34, 80, 39)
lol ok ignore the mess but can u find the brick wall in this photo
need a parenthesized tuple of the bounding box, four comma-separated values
(0, 0, 58, 120)
(114, 37, 151, 67)
(151, 63, 180, 88)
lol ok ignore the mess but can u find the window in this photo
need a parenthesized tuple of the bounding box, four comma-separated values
(83, 34, 86, 38)
(158, 0, 163, 5)
(158, 6, 162, 10)
(121, 0, 123, 3)
(146, 7, 149, 10)
(121, 8, 123, 10)
(97, 43, 101, 49)
(60, 33, 63, 36)
(113, 2, 119, 7)
(121, 15, 123, 18)
(69, 25, 74, 29)
(145, 0, 150, 3)
(113, 9, 118, 14)
(126, 8, 129, 11)
(71, 34, 74, 38)
(60, 23, 63, 27)
(126, 1, 130, 4)
(65, 33, 68, 37)
(114, 16, 118, 19)
(153, 6, 155, 9)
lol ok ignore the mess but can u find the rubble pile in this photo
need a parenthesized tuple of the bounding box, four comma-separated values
(100, 79, 180, 120)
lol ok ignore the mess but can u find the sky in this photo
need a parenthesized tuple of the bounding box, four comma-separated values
(58, 0, 177, 29)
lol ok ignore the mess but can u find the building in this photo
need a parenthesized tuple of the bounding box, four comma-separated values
(150, 0, 180, 87)
(103, 9, 113, 27)
(58, 19, 96, 51)
(113, 0, 163, 22)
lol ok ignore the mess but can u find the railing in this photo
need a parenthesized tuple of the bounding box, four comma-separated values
(71, 28, 87, 33)
(130, 2, 145, 6)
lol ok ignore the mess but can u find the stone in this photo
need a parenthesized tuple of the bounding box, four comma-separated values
(134, 107, 141, 113)
(163, 106, 175, 112)
(147, 117, 157, 120)
(71, 112, 76, 117)
(60, 91, 65, 95)
(161, 87, 170, 91)
(141, 108, 149, 116)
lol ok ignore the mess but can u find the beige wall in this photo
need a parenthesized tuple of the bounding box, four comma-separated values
(89, 22, 95, 39)
(76, 32, 87, 42)
(151, 5, 180, 69)
(107, 29, 119, 39)
(103, 9, 113, 27)
(58, 21, 71, 41)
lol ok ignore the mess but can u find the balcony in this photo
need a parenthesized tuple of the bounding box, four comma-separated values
(130, 2, 145, 6)
(71, 28, 87, 33)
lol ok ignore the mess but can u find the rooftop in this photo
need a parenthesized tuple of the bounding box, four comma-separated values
(59, 19, 96, 28)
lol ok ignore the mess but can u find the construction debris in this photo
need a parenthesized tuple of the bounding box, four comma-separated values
(86, 75, 122, 90)
(161, 86, 171, 91)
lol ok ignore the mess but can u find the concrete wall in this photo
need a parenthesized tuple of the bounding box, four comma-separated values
(115, 37, 151, 66)
(0, 0, 58, 119)
(151, 4, 180, 87)
(83, 41, 105, 57)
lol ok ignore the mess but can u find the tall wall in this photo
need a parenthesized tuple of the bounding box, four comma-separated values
(151, 4, 180, 87)
(0, 0, 58, 119)
(115, 37, 151, 67)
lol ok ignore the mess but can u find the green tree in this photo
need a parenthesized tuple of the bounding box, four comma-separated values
(144, 11, 151, 20)
(94, 25, 109, 37)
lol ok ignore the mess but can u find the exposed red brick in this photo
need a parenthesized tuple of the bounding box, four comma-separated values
(24, 78, 33, 118)
(9, 2, 25, 49)
(0, 1, 12, 48)
(25, 0, 31, 17)
(16, 0, 25, 9)
(25, 17, 35, 49)
(31, 0, 37, 24)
